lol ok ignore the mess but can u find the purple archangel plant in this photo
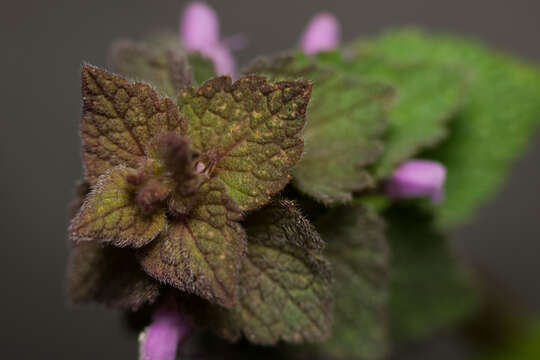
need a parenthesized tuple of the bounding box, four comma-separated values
(67, 2, 540, 359)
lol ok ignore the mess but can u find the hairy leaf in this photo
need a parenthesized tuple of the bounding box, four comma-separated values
(362, 29, 540, 227)
(213, 201, 333, 344)
(138, 178, 246, 308)
(385, 204, 478, 342)
(69, 180, 90, 218)
(316, 49, 467, 178)
(81, 64, 186, 185)
(316, 204, 390, 359)
(246, 56, 393, 204)
(67, 242, 160, 310)
(70, 166, 165, 247)
(178, 76, 311, 211)
(110, 34, 192, 98)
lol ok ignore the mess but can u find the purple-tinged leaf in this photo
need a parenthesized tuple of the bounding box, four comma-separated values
(80, 64, 187, 185)
(212, 201, 333, 344)
(138, 178, 246, 308)
(178, 76, 312, 211)
(70, 166, 166, 248)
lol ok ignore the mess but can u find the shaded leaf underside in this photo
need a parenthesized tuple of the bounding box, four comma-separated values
(110, 33, 192, 98)
(138, 178, 246, 308)
(246, 55, 393, 204)
(179, 76, 311, 211)
(316, 204, 390, 359)
(385, 204, 478, 343)
(68, 242, 160, 311)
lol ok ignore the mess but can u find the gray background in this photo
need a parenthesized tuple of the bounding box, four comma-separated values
(1, 0, 539, 359)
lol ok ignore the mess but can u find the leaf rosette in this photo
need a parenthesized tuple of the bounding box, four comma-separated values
(69, 64, 313, 308)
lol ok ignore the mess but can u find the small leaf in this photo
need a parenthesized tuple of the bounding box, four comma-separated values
(246, 56, 393, 204)
(385, 204, 478, 343)
(214, 200, 333, 344)
(81, 64, 186, 185)
(178, 76, 312, 211)
(316, 204, 390, 359)
(110, 34, 192, 98)
(138, 178, 246, 308)
(67, 242, 160, 310)
(70, 166, 166, 248)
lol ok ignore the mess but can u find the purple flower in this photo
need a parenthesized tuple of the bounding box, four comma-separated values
(139, 299, 191, 360)
(180, 2, 236, 76)
(300, 12, 341, 55)
(386, 160, 446, 204)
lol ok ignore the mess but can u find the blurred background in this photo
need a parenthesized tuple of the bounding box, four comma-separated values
(1, 0, 540, 359)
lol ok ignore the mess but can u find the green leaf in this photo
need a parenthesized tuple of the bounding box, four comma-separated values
(334, 51, 466, 178)
(309, 48, 466, 179)
(110, 34, 192, 98)
(213, 200, 333, 344)
(246, 56, 393, 204)
(188, 52, 217, 85)
(81, 64, 187, 185)
(138, 178, 246, 308)
(178, 76, 312, 211)
(316, 204, 390, 359)
(70, 166, 166, 248)
(67, 242, 160, 310)
(360, 29, 540, 227)
(385, 204, 479, 342)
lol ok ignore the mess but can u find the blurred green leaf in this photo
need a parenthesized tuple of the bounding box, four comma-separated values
(316, 204, 390, 359)
(478, 322, 540, 360)
(385, 204, 479, 343)
(313, 47, 467, 179)
(188, 52, 217, 85)
(361, 29, 540, 228)
(110, 33, 191, 97)
(110, 33, 217, 96)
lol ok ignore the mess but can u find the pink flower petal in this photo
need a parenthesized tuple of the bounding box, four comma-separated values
(300, 12, 341, 55)
(386, 160, 446, 204)
(179, 2, 236, 77)
(202, 42, 236, 77)
(180, 2, 220, 53)
(139, 299, 191, 360)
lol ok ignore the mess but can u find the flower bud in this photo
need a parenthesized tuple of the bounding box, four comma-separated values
(139, 299, 191, 360)
(202, 42, 236, 77)
(180, 2, 236, 76)
(300, 12, 341, 55)
(136, 178, 171, 215)
(180, 2, 220, 53)
(386, 160, 446, 204)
